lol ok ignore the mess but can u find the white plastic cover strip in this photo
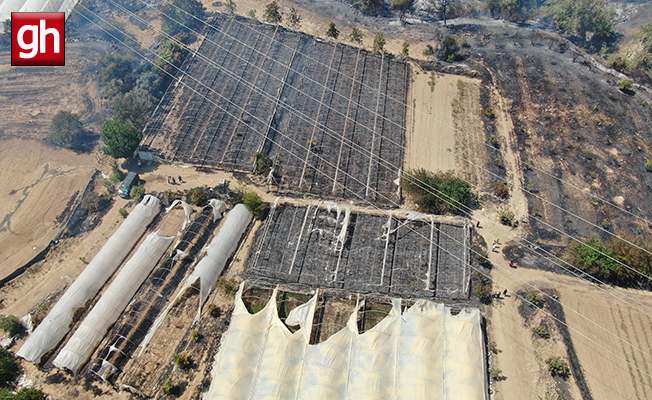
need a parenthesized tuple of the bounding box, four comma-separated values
(53, 229, 174, 373)
(205, 284, 487, 400)
(17, 195, 160, 364)
(19, 0, 63, 12)
(137, 204, 252, 357)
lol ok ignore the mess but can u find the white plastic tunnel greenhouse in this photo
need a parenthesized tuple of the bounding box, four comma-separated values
(0, 0, 80, 33)
(17, 195, 160, 364)
(53, 229, 174, 373)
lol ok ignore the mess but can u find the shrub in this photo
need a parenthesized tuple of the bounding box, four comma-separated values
(402, 169, 475, 216)
(326, 22, 339, 39)
(173, 353, 191, 369)
(423, 44, 435, 57)
(242, 191, 266, 218)
(488, 134, 499, 145)
(217, 277, 239, 298)
(263, 0, 282, 23)
(534, 325, 550, 339)
(118, 208, 129, 218)
(188, 188, 207, 206)
(563, 238, 643, 285)
(349, 28, 364, 44)
(130, 185, 145, 202)
(161, 379, 175, 395)
(476, 252, 489, 266)
(439, 35, 459, 62)
(497, 207, 515, 226)
(0, 315, 22, 337)
(618, 78, 634, 94)
(49, 111, 84, 150)
(205, 303, 221, 318)
(0, 348, 21, 387)
(524, 288, 544, 308)
(493, 182, 509, 199)
(607, 56, 627, 72)
(254, 152, 273, 176)
(645, 160, 652, 172)
(82, 192, 103, 214)
(545, 356, 570, 378)
(473, 272, 492, 304)
(373, 31, 386, 53)
(489, 367, 503, 381)
(14, 388, 48, 400)
(190, 329, 201, 342)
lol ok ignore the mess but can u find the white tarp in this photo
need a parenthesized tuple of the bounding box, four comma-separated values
(137, 204, 252, 357)
(17, 195, 160, 364)
(53, 229, 174, 373)
(205, 283, 487, 400)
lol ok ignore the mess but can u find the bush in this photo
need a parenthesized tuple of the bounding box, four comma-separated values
(534, 325, 550, 339)
(14, 388, 48, 400)
(118, 208, 129, 218)
(49, 111, 84, 150)
(493, 182, 509, 199)
(489, 367, 503, 381)
(563, 238, 646, 285)
(402, 169, 475, 216)
(187, 188, 207, 206)
(524, 288, 544, 308)
(217, 277, 239, 298)
(82, 192, 103, 214)
(645, 160, 652, 172)
(263, 0, 282, 23)
(618, 78, 634, 94)
(545, 356, 570, 378)
(439, 35, 459, 62)
(190, 329, 201, 342)
(242, 191, 266, 218)
(172, 353, 191, 369)
(326, 22, 339, 39)
(0, 315, 22, 337)
(497, 207, 515, 226)
(423, 44, 435, 57)
(0, 348, 21, 387)
(373, 31, 386, 54)
(473, 272, 493, 304)
(205, 303, 221, 318)
(130, 185, 145, 202)
(254, 152, 273, 176)
(161, 379, 175, 395)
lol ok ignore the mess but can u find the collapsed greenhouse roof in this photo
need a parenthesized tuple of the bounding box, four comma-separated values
(247, 200, 471, 299)
(205, 282, 487, 400)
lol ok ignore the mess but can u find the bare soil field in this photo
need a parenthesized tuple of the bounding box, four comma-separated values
(0, 139, 97, 283)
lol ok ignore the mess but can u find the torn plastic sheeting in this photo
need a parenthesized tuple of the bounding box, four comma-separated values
(137, 204, 252, 357)
(205, 285, 487, 400)
(53, 229, 174, 373)
(207, 199, 226, 222)
(17, 195, 160, 364)
(166, 200, 193, 231)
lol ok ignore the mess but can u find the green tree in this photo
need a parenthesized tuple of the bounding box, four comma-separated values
(3, 19, 10, 35)
(247, 9, 257, 19)
(14, 388, 48, 400)
(242, 191, 265, 218)
(49, 111, 84, 150)
(99, 52, 136, 96)
(173, 353, 191, 369)
(263, 1, 283, 24)
(159, 0, 206, 36)
(545, 0, 615, 44)
(439, 35, 459, 61)
(400, 42, 410, 58)
(349, 28, 364, 44)
(154, 39, 189, 78)
(423, 44, 436, 56)
(101, 118, 142, 159)
(112, 89, 154, 131)
(287, 7, 302, 29)
(373, 31, 386, 53)
(0, 316, 21, 337)
(326, 22, 340, 39)
(225, 0, 236, 13)
(187, 188, 207, 206)
(391, 0, 415, 21)
(0, 348, 21, 387)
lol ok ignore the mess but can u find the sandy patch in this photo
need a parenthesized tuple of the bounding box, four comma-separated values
(0, 139, 97, 282)
(405, 68, 484, 179)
